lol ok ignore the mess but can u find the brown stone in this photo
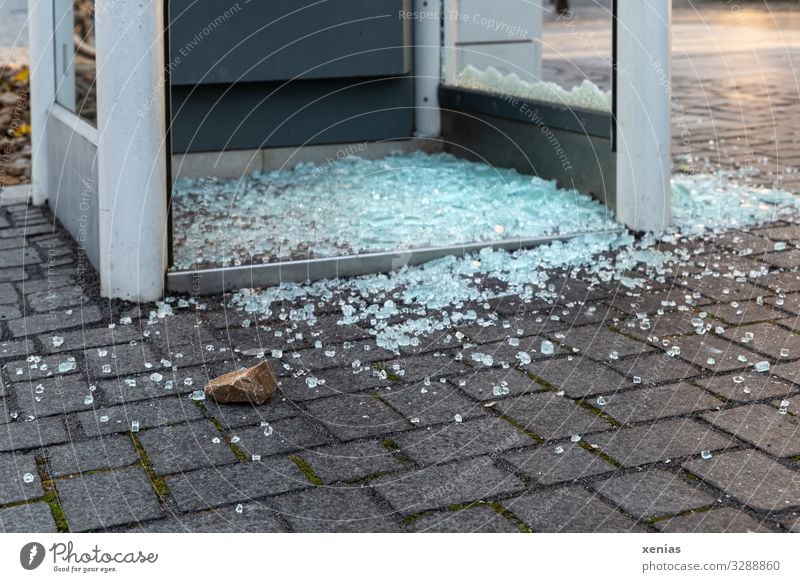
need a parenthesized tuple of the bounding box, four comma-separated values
(205, 361, 277, 405)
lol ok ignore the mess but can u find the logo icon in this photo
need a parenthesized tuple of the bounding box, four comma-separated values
(20, 542, 46, 570)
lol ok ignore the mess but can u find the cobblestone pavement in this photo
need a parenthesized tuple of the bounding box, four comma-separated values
(3, 6, 800, 533)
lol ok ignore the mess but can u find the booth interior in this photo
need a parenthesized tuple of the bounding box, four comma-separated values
(166, 0, 618, 293)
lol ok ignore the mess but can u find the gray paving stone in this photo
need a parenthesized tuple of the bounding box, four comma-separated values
(409, 505, 520, 532)
(129, 502, 285, 532)
(0, 502, 57, 533)
(585, 419, 737, 467)
(0, 397, 16, 425)
(0, 224, 54, 239)
(99, 365, 208, 406)
(452, 367, 543, 401)
(0, 416, 69, 452)
(303, 394, 410, 440)
(601, 383, 722, 424)
(459, 317, 547, 344)
(395, 417, 532, 465)
(13, 375, 94, 417)
(46, 435, 139, 477)
(655, 507, 774, 532)
(505, 486, 644, 532)
(0, 282, 19, 303)
(529, 356, 635, 397)
(299, 439, 404, 483)
(684, 449, 800, 512)
(380, 384, 485, 427)
(0, 303, 21, 320)
(166, 457, 309, 511)
(540, 301, 621, 330)
(0, 237, 24, 251)
(15, 273, 75, 295)
(462, 337, 565, 368)
(138, 420, 239, 475)
(761, 250, 800, 269)
(276, 366, 392, 402)
(78, 398, 204, 437)
(494, 392, 613, 441)
(56, 467, 164, 532)
(610, 351, 702, 385)
(768, 359, 800, 387)
(37, 325, 145, 354)
(551, 326, 652, 361)
(5, 352, 84, 380)
(202, 398, 298, 429)
(592, 469, 716, 519)
(85, 343, 158, 378)
(154, 337, 236, 368)
(140, 313, 217, 352)
(619, 310, 700, 340)
(397, 328, 467, 356)
(374, 456, 524, 514)
(782, 516, 800, 533)
(708, 300, 784, 325)
(757, 270, 800, 293)
(6, 305, 105, 338)
(233, 417, 332, 459)
(271, 486, 401, 532)
(771, 397, 800, 416)
(284, 340, 393, 372)
(682, 250, 765, 278)
(502, 443, 616, 485)
(686, 277, 767, 304)
(694, 371, 799, 402)
(702, 403, 800, 457)
(767, 292, 800, 316)
(0, 246, 40, 268)
(605, 288, 704, 316)
(727, 322, 800, 361)
(27, 287, 88, 312)
(383, 352, 470, 383)
(230, 317, 369, 352)
(759, 225, 800, 242)
(0, 266, 28, 283)
(0, 453, 43, 504)
(674, 333, 760, 373)
(0, 338, 35, 360)
(713, 232, 774, 256)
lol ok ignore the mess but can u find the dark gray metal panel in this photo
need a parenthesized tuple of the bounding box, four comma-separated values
(166, 230, 623, 294)
(169, 0, 411, 85)
(441, 109, 616, 211)
(439, 86, 613, 139)
(171, 77, 415, 153)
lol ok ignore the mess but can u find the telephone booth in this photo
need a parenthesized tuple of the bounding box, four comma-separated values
(27, 0, 671, 300)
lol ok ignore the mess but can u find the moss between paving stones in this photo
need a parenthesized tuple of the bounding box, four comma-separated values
(130, 434, 171, 503)
(404, 500, 533, 533)
(645, 505, 715, 525)
(380, 438, 414, 464)
(498, 415, 545, 443)
(289, 455, 323, 486)
(35, 456, 69, 532)
(194, 401, 249, 461)
(578, 441, 623, 469)
(346, 471, 390, 485)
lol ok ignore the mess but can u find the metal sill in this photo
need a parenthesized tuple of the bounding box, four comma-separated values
(438, 85, 612, 140)
(166, 228, 625, 295)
